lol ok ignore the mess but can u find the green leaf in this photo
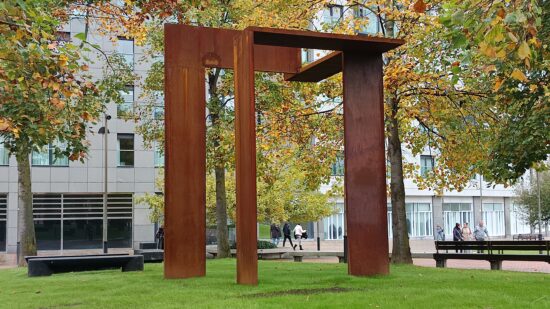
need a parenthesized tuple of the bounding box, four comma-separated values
(451, 33, 468, 48)
(74, 32, 87, 41)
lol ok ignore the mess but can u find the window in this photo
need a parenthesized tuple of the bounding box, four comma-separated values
(331, 154, 344, 176)
(354, 6, 381, 34)
(324, 203, 344, 240)
(420, 155, 434, 177)
(0, 194, 7, 251)
(118, 85, 134, 117)
(405, 203, 433, 237)
(0, 137, 9, 165)
(482, 203, 505, 236)
(154, 142, 164, 167)
(117, 134, 134, 167)
(33, 193, 133, 250)
(323, 5, 343, 25)
(443, 203, 472, 238)
(153, 93, 164, 120)
(510, 203, 531, 235)
(117, 37, 134, 68)
(32, 142, 69, 166)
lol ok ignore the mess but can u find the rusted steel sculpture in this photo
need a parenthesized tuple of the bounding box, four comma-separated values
(164, 24, 403, 285)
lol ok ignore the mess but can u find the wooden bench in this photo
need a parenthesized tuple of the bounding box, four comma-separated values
(207, 249, 289, 260)
(25, 254, 144, 277)
(513, 234, 540, 241)
(288, 251, 346, 263)
(434, 240, 550, 270)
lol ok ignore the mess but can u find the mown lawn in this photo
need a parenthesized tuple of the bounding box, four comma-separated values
(0, 259, 548, 308)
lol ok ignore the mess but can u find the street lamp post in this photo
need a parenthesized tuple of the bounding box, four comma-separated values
(98, 114, 111, 254)
(536, 171, 543, 240)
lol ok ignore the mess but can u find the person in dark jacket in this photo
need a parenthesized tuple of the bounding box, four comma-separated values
(270, 223, 281, 246)
(453, 223, 463, 253)
(282, 222, 295, 250)
(156, 225, 164, 250)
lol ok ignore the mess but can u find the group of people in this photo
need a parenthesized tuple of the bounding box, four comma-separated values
(436, 220, 490, 253)
(270, 222, 307, 251)
(435, 220, 490, 242)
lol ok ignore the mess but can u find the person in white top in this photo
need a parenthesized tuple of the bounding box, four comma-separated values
(292, 224, 306, 251)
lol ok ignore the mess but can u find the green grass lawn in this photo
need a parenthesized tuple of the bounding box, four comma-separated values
(0, 260, 548, 308)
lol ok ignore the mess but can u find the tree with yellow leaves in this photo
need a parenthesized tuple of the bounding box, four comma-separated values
(0, 0, 128, 265)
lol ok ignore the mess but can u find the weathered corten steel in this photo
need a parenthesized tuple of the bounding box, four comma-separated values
(234, 31, 259, 285)
(342, 52, 389, 275)
(164, 24, 403, 284)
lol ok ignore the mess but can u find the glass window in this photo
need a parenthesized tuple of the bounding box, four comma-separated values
(154, 142, 164, 167)
(63, 219, 102, 249)
(32, 142, 69, 166)
(420, 155, 434, 177)
(511, 203, 531, 234)
(35, 220, 62, 250)
(108, 219, 132, 248)
(117, 134, 134, 167)
(33, 193, 133, 250)
(0, 137, 9, 165)
(118, 85, 134, 117)
(354, 6, 380, 34)
(331, 154, 344, 176)
(443, 203, 473, 238)
(323, 203, 344, 240)
(117, 37, 134, 68)
(405, 203, 433, 237)
(323, 5, 343, 25)
(482, 203, 505, 236)
(0, 194, 6, 251)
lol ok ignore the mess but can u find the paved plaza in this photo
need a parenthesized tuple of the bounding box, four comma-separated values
(2, 239, 548, 273)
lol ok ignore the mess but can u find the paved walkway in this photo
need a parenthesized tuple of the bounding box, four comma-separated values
(2, 239, 548, 273)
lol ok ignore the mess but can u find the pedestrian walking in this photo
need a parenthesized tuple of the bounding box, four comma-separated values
(282, 222, 295, 250)
(453, 223, 464, 252)
(270, 223, 281, 246)
(293, 223, 306, 251)
(435, 224, 445, 241)
(473, 220, 489, 253)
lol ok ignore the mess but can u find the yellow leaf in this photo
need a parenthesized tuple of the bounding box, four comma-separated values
(510, 69, 528, 82)
(493, 79, 503, 92)
(517, 41, 530, 60)
(38, 128, 46, 136)
(495, 49, 506, 59)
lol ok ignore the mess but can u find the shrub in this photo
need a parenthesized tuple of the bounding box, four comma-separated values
(230, 240, 276, 249)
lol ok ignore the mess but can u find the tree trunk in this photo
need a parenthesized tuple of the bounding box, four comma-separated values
(207, 70, 231, 258)
(16, 151, 36, 266)
(215, 165, 231, 257)
(387, 100, 413, 264)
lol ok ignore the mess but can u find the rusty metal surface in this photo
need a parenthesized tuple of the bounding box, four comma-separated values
(248, 26, 404, 52)
(164, 26, 206, 279)
(164, 24, 301, 73)
(234, 31, 258, 285)
(285, 51, 342, 82)
(164, 24, 400, 284)
(342, 52, 389, 276)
